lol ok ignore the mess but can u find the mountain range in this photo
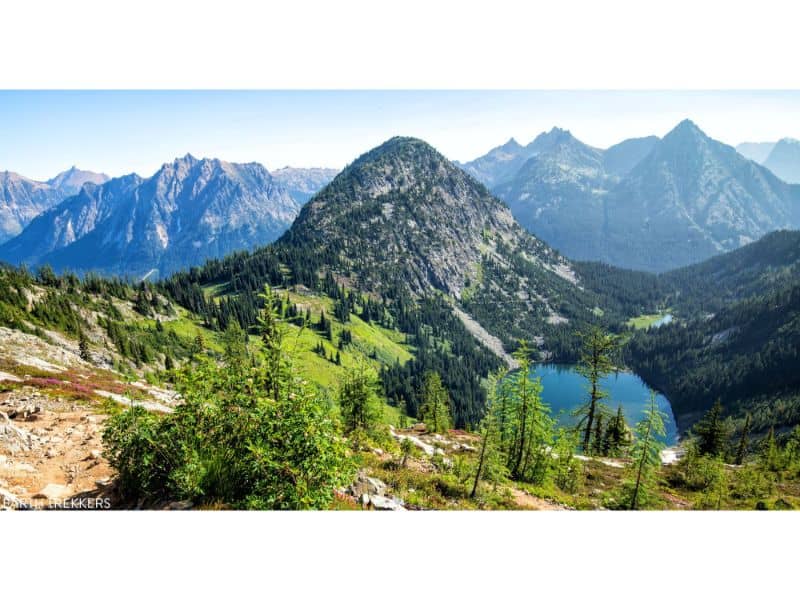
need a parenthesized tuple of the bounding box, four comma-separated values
(0, 167, 109, 243)
(162, 136, 800, 433)
(737, 138, 800, 184)
(0, 156, 301, 277)
(271, 167, 338, 203)
(468, 120, 800, 272)
(278, 137, 601, 353)
(763, 138, 800, 184)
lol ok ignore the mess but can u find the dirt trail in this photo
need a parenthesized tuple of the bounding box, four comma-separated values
(1, 388, 113, 510)
(510, 488, 567, 510)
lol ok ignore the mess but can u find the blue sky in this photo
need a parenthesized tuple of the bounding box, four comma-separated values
(2, 90, 799, 180)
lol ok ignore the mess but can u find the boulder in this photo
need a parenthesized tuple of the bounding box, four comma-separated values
(33, 483, 72, 501)
(349, 471, 389, 497)
(368, 495, 406, 511)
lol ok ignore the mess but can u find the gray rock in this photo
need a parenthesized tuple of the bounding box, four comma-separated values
(368, 495, 406, 511)
(33, 483, 71, 501)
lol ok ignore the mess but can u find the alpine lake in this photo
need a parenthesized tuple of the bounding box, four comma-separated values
(527, 364, 678, 445)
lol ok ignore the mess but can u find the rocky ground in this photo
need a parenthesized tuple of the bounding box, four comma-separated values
(0, 325, 178, 510)
(0, 385, 113, 510)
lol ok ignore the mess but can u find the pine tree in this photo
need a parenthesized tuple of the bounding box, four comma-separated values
(759, 426, 782, 473)
(693, 399, 729, 457)
(734, 413, 752, 466)
(698, 456, 728, 510)
(505, 341, 553, 482)
(625, 392, 666, 510)
(192, 334, 205, 358)
(552, 428, 581, 493)
(164, 354, 174, 371)
(222, 321, 248, 369)
(337, 359, 382, 437)
(400, 437, 416, 468)
(419, 371, 452, 434)
(78, 330, 91, 362)
(575, 326, 617, 454)
(471, 369, 508, 498)
(604, 405, 630, 457)
(592, 413, 606, 456)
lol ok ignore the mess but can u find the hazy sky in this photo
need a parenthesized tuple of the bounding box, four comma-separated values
(2, 90, 799, 180)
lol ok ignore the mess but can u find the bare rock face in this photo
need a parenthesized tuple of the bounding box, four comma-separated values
(271, 167, 338, 204)
(0, 156, 301, 278)
(484, 121, 800, 272)
(0, 168, 109, 243)
(764, 137, 800, 184)
(278, 136, 584, 360)
(283, 136, 573, 300)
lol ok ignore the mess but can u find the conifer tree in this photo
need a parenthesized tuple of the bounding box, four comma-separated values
(575, 326, 617, 454)
(759, 426, 782, 473)
(506, 341, 553, 482)
(192, 334, 205, 357)
(78, 329, 91, 362)
(471, 369, 508, 498)
(694, 399, 729, 457)
(625, 392, 666, 510)
(604, 405, 630, 457)
(592, 413, 606, 456)
(400, 437, 416, 468)
(419, 371, 452, 434)
(698, 456, 728, 510)
(552, 428, 581, 492)
(734, 413, 752, 466)
(337, 358, 382, 437)
(222, 321, 248, 370)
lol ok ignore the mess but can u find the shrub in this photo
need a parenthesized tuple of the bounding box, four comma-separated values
(102, 285, 355, 509)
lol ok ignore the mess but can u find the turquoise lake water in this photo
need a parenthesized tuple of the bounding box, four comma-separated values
(527, 364, 678, 445)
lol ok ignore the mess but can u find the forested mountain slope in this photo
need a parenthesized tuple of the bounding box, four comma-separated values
(162, 137, 649, 425)
(607, 230, 800, 433)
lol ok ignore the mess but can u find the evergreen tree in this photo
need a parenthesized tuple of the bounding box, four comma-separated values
(604, 405, 630, 457)
(734, 413, 752, 465)
(759, 426, 782, 473)
(698, 456, 728, 510)
(164, 354, 174, 371)
(575, 326, 617, 454)
(192, 334, 205, 358)
(337, 359, 383, 438)
(693, 399, 729, 457)
(222, 321, 248, 370)
(552, 427, 582, 492)
(400, 437, 416, 468)
(471, 369, 509, 498)
(134, 284, 152, 317)
(419, 371, 452, 434)
(592, 413, 606, 456)
(505, 341, 553, 482)
(78, 330, 91, 362)
(625, 392, 666, 510)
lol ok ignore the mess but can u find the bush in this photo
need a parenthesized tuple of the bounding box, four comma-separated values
(102, 285, 356, 509)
